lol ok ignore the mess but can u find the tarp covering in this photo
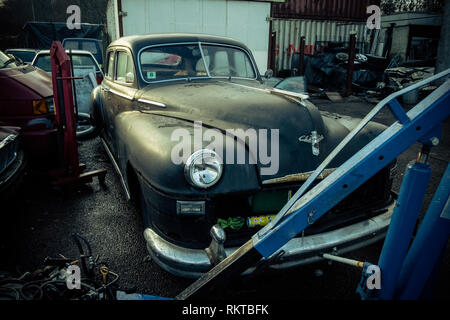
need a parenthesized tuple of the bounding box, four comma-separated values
(304, 53, 384, 90)
(20, 22, 105, 50)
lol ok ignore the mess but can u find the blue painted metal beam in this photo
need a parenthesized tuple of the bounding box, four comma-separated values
(177, 71, 450, 300)
(253, 79, 450, 258)
(257, 69, 450, 239)
(388, 99, 410, 124)
(377, 161, 431, 299)
(396, 163, 450, 299)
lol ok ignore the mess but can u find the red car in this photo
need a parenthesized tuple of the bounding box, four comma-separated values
(0, 50, 57, 167)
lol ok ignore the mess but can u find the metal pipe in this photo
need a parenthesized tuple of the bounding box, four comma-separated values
(322, 253, 364, 268)
(345, 32, 356, 97)
(377, 160, 432, 299)
(396, 163, 450, 299)
(299, 36, 305, 76)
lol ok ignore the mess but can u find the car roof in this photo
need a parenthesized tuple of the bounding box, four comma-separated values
(63, 38, 101, 42)
(31, 49, 103, 74)
(5, 48, 38, 52)
(35, 49, 94, 55)
(108, 33, 251, 54)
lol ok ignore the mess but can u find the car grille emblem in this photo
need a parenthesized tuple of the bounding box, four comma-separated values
(299, 131, 323, 156)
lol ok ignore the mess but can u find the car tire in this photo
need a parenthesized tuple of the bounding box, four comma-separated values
(76, 112, 99, 140)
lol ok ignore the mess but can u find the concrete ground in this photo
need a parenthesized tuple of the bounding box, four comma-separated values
(0, 95, 449, 300)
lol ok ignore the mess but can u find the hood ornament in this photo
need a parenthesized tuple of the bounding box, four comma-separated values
(299, 131, 324, 156)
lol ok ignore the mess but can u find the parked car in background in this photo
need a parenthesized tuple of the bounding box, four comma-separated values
(32, 49, 103, 85)
(90, 33, 396, 278)
(62, 38, 104, 69)
(0, 126, 27, 200)
(4, 48, 39, 64)
(0, 50, 57, 168)
(31, 49, 103, 139)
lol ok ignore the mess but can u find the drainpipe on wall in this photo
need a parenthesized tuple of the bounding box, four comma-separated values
(383, 23, 395, 58)
(117, 0, 125, 38)
(345, 32, 357, 97)
(299, 36, 305, 76)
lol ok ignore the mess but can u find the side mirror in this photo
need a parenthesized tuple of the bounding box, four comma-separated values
(264, 69, 274, 79)
(125, 72, 134, 83)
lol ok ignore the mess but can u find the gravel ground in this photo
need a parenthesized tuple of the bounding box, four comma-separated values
(0, 95, 448, 300)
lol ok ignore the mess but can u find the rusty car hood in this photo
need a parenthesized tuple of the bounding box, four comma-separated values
(0, 65, 53, 98)
(136, 80, 364, 179)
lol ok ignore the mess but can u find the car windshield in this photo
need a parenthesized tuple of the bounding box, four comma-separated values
(34, 53, 100, 73)
(139, 43, 256, 82)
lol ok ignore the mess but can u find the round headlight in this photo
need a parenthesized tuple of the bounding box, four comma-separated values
(184, 149, 223, 189)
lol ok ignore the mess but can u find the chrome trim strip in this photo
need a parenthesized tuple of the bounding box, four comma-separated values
(101, 138, 131, 200)
(137, 98, 166, 108)
(218, 81, 271, 93)
(0, 135, 19, 177)
(271, 88, 309, 100)
(0, 134, 17, 149)
(143, 202, 394, 278)
(220, 82, 309, 101)
(109, 88, 134, 100)
(0, 149, 25, 186)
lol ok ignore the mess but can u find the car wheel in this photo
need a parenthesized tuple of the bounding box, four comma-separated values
(76, 112, 99, 140)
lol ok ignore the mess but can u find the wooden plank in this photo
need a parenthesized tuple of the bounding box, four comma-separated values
(176, 240, 263, 300)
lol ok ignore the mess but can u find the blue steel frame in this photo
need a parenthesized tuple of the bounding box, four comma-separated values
(177, 69, 450, 300)
(395, 163, 450, 299)
(253, 72, 450, 258)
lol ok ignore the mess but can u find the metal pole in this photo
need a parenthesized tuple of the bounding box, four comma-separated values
(270, 31, 277, 76)
(299, 36, 305, 76)
(396, 163, 450, 299)
(322, 254, 364, 268)
(69, 49, 79, 120)
(377, 152, 432, 300)
(345, 32, 356, 97)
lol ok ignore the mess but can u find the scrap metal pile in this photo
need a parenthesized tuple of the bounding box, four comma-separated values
(297, 42, 437, 104)
(0, 234, 119, 300)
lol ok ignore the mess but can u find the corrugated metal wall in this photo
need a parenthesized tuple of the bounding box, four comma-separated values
(272, 18, 369, 71)
(272, 0, 380, 22)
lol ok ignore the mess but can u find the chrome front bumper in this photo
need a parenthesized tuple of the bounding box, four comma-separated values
(144, 201, 395, 278)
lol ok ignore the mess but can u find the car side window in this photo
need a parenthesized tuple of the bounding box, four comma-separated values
(106, 51, 114, 79)
(115, 51, 135, 84)
(201, 45, 256, 79)
(34, 55, 51, 72)
(71, 55, 100, 72)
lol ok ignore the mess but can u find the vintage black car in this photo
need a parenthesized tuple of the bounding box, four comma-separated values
(90, 34, 396, 278)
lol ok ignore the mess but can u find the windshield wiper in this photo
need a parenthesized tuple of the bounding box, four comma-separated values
(1, 58, 16, 68)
